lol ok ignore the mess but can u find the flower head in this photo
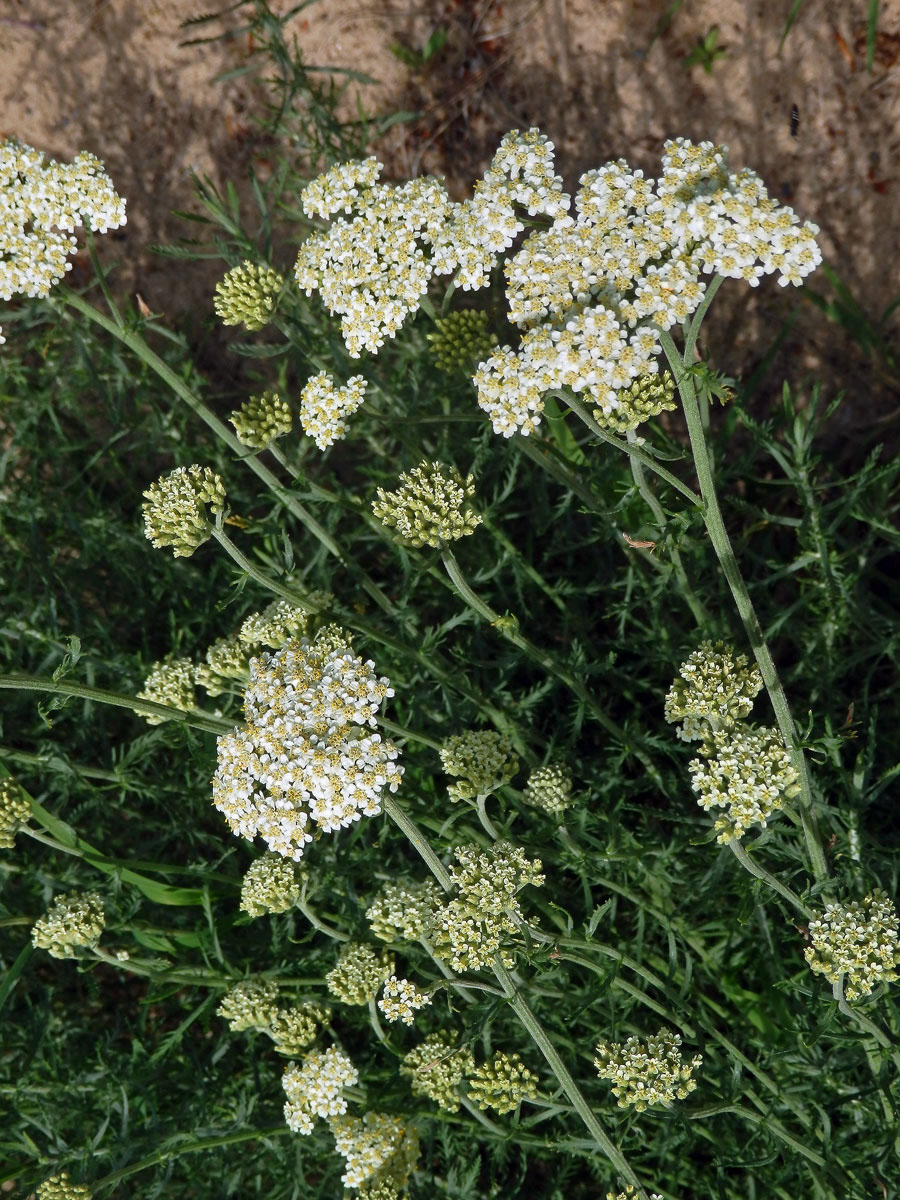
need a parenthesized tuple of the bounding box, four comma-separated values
(212, 631, 402, 860)
(268, 1002, 331, 1055)
(240, 853, 304, 916)
(378, 975, 432, 1025)
(593, 370, 676, 434)
(439, 729, 517, 800)
(299, 370, 369, 449)
(689, 725, 799, 841)
(0, 137, 125, 308)
(194, 634, 252, 698)
(665, 641, 763, 741)
(229, 389, 293, 449)
(141, 465, 226, 558)
(329, 1111, 419, 1191)
(522, 762, 573, 816)
(282, 1045, 358, 1134)
(214, 261, 284, 330)
(594, 1028, 701, 1111)
(217, 977, 280, 1031)
(326, 942, 395, 1005)
(805, 889, 900, 1001)
(372, 461, 482, 549)
(468, 1050, 539, 1114)
(427, 309, 496, 373)
(31, 891, 105, 959)
(239, 596, 323, 649)
(0, 775, 30, 848)
(366, 879, 442, 943)
(137, 656, 196, 724)
(401, 1032, 475, 1112)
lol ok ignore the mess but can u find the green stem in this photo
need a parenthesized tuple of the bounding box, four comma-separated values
(658, 322, 829, 887)
(624, 426, 709, 627)
(728, 840, 813, 918)
(0, 674, 232, 735)
(441, 549, 667, 795)
(0, 746, 121, 782)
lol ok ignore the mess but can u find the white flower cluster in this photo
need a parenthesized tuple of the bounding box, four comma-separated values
(240, 852, 304, 916)
(1, 137, 125, 309)
(476, 137, 821, 436)
(329, 1111, 419, 1190)
(594, 1028, 702, 1112)
(366, 878, 442, 943)
(401, 1031, 475, 1113)
(665, 640, 763, 741)
(521, 762, 573, 816)
(608, 1187, 663, 1200)
(212, 632, 403, 860)
(326, 941, 395, 1005)
(0, 776, 30, 848)
(378, 975, 432, 1025)
(372, 460, 482, 548)
(439, 729, 518, 800)
(689, 726, 800, 843)
(294, 131, 565, 357)
(31, 891, 105, 959)
(805, 889, 900, 1001)
(137, 656, 196, 724)
(141, 464, 227, 558)
(282, 1046, 358, 1134)
(299, 370, 368, 448)
(217, 977, 279, 1031)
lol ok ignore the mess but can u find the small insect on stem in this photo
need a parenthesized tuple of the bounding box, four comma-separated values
(623, 533, 657, 553)
(790, 104, 800, 138)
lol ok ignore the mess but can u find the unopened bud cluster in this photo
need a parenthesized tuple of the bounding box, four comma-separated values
(427, 309, 496, 372)
(0, 776, 29, 847)
(214, 261, 284, 330)
(521, 762, 573, 816)
(137, 656, 196, 724)
(372, 461, 482, 549)
(326, 942, 395, 1005)
(593, 371, 676, 434)
(805, 889, 900, 1001)
(239, 596, 322, 648)
(431, 842, 544, 971)
(366, 879, 442, 943)
(330, 1111, 419, 1191)
(608, 1187, 663, 1200)
(594, 1028, 701, 1111)
(194, 634, 252, 698)
(468, 1050, 539, 1114)
(666, 643, 796, 842)
(31, 891, 105, 959)
(439, 729, 518, 800)
(142, 465, 226, 558)
(37, 1174, 93, 1200)
(401, 1031, 475, 1112)
(218, 977, 280, 1031)
(240, 853, 304, 916)
(230, 389, 293, 449)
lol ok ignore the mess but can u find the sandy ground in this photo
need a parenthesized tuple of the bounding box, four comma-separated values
(2, 0, 899, 420)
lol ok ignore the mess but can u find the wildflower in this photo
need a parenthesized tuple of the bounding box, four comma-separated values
(805, 889, 900, 1001)
(238, 596, 324, 649)
(665, 641, 763, 741)
(217, 977, 280, 1031)
(607, 1187, 663, 1200)
(430, 842, 543, 971)
(213, 261, 284, 330)
(240, 853, 304, 917)
(212, 631, 403, 860)
(0, 137, 125, 308)
(194, 634, 252, 698)
(689, 726, 799, 841)
(521, 762, 574, 816)
(329, 1111, 419, 1191)
(282, 1045, 358, 1134)
(439, 729, 517, 800)
(137, 656, 196, 724)
(141, 464, 226, 558)
(326, 942, 395, 1005)
(378, 975, 432, 1025)
(299, 370, 368, 449)
(372, 461, 482, 549)
(229, 389, 293, 449)
(0, 775, 30, 848)
(468, 1050, 539, 1114)
(37, 1174, 93, 1200)
(427, 309, 496, 373)
(594, 1028, 701, 1111)
(268, 1003, 331, 1055)
(593, 370, 677, 434)
(31, 891, 105, 959)
(366, 879, 442, 943)
(401, 1032, 475, 1112)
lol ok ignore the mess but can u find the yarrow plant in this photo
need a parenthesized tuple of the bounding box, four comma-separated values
(6, 100, 898, 1200)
